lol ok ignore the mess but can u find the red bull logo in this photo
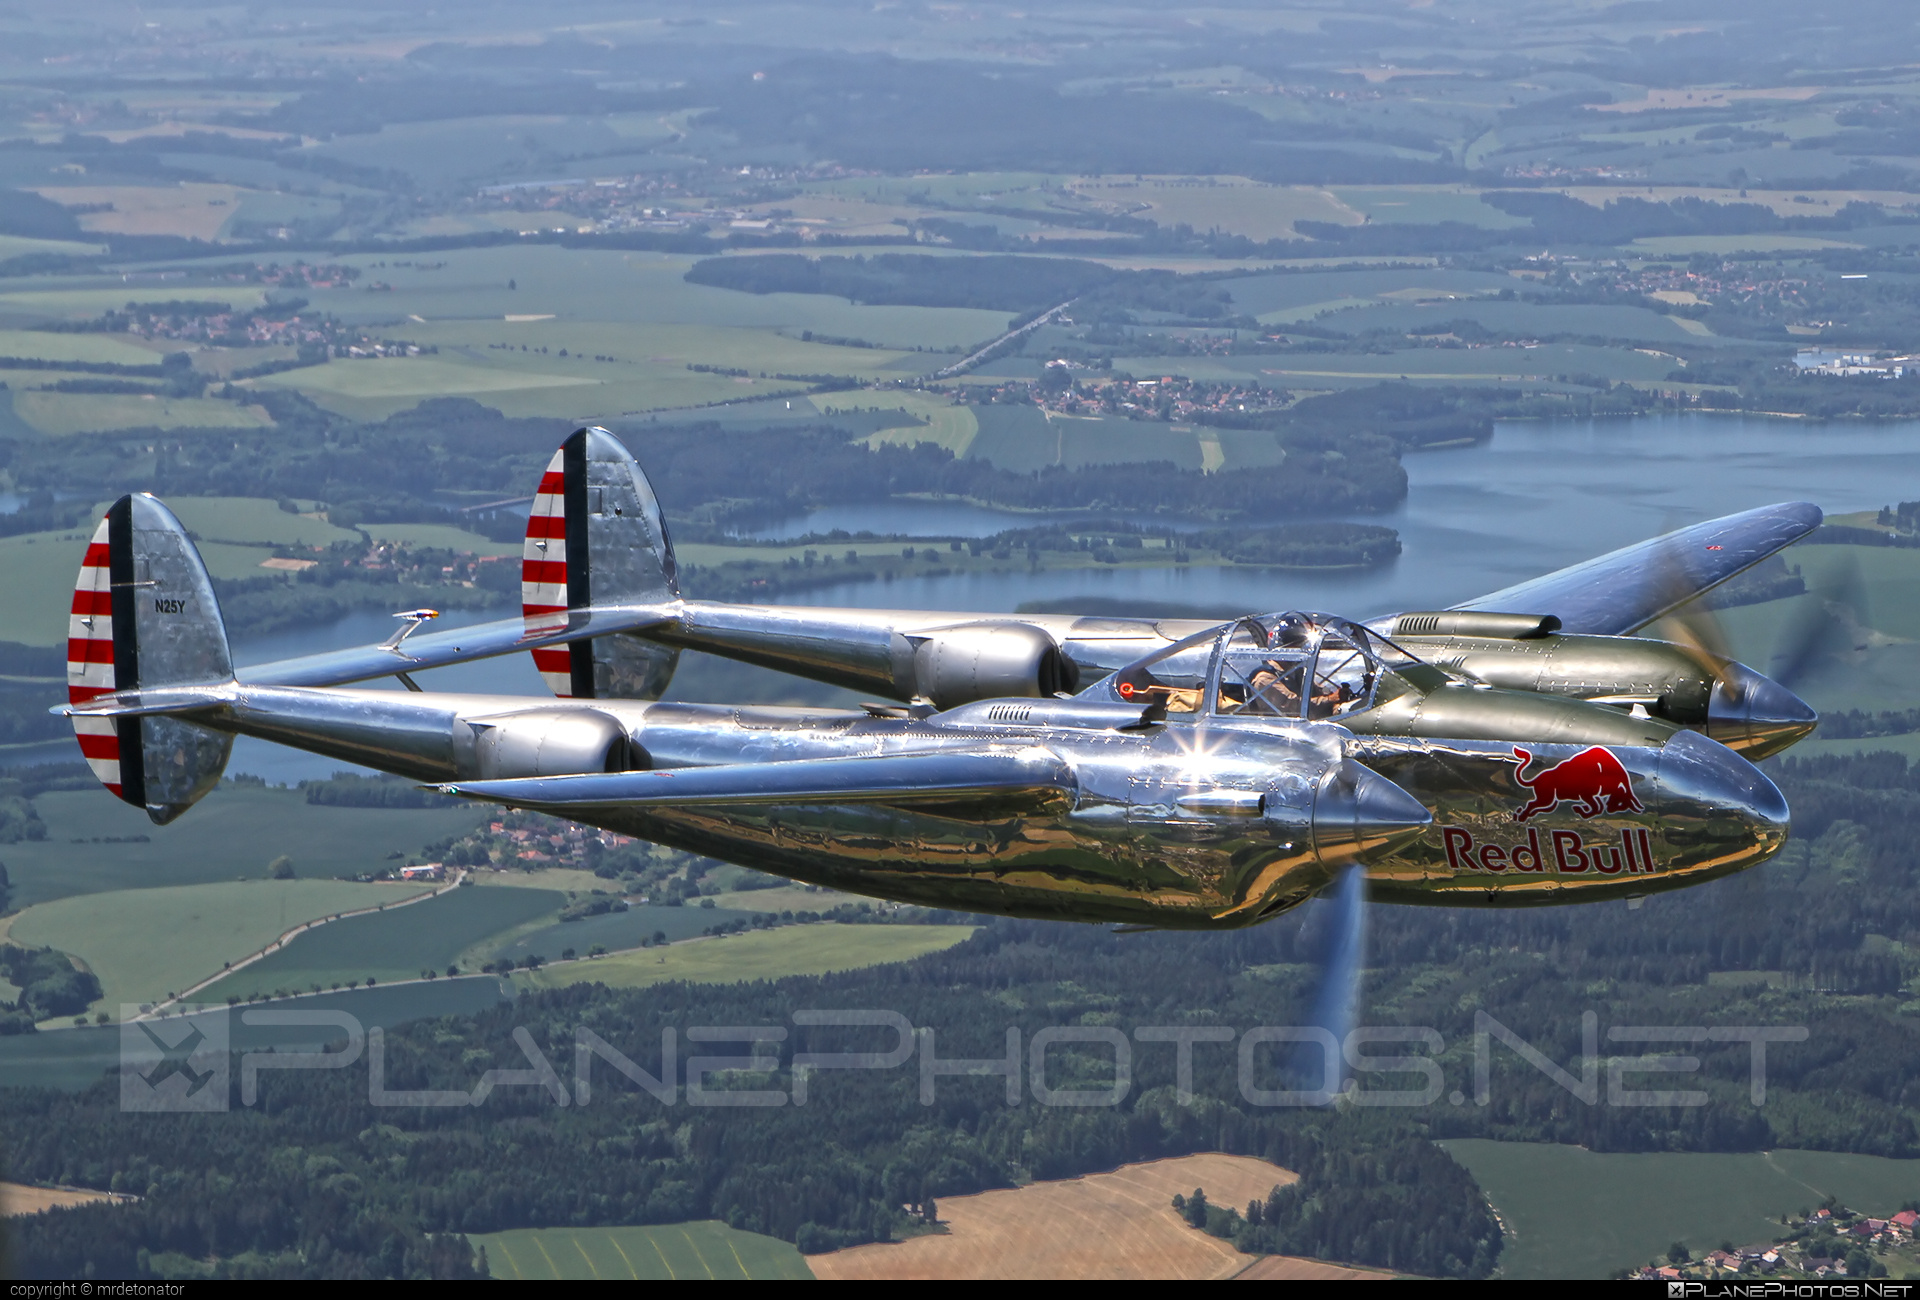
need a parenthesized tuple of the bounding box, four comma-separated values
(1511, 746, 1644, 822)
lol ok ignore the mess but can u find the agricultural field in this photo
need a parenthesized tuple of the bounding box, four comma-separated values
(3, 784, 490, 908)
(160, 497, 361, 547)
(1328, 187, 1533, 228)
(484, 901, 756, 969)
(0, 285, 267, 322)
(1152, 341, 1680, 390)
(1063, 177, 1360, 242)
(0, 234, 104, 259)
(964, 404, 1205, 472)
(1443, 1141, 1920, 1279)
(520, 923, 976, 993)
(6, 877, 430, 1016)
(0, 328, 160, 365)
(196, 884, 565, 1001)
(473, 1222, 813, 1281)
(0, 523, 99, 644)
(28, 183, 250, 240)
(358, 521, 518, 554)
(10, 391, 271, 436)
(1215, 266, 1517, 322)
(288, 247, 1010, 351)
(809, 1153, 1297, 1280)
(0, 1182, 126, 1217)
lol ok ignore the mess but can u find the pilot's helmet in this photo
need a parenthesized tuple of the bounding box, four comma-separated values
(1267, 612, 1313, 648)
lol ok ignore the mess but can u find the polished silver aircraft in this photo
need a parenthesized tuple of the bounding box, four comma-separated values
(59, 428, 1814, 928)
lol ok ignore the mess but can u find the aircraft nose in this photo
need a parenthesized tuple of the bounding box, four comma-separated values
(1312, 761, 1432, 865)
(1708, 664, 1818, 759)
(1657, 730, 1790, 873)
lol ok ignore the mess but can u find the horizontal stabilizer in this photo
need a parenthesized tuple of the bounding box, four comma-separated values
(438, 748, 1077, 817)
(1455, 501, 1822, 636)
(237, 605, 675, 690)
(59, 684, 231, 719)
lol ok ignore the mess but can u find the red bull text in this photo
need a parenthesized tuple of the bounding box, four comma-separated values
(1442, 824, 1660, 875)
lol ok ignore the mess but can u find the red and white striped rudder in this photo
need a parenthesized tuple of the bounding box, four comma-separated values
(67, 515, 122, 795)
(520, 426, 680, 700)
(64, 494, 234, 823)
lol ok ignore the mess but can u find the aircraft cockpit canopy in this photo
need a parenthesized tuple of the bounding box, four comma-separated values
(1103, 611, 1423, 721)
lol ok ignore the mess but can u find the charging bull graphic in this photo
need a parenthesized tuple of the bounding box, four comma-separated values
(1511, 745, 1644, 822)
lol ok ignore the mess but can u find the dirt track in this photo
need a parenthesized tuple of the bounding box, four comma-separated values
(807, 1152, 1301, 1280)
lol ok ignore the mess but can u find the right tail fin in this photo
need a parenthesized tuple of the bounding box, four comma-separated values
(68, 494, 233, 824)
(522, 426, 681, 701)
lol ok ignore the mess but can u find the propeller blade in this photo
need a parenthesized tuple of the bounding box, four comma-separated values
(1290, 864, 1368, 1104)
(1768, 550, 1864, 689)
(1648, 517, 1741, 691)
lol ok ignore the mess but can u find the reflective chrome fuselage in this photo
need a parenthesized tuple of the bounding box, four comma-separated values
(160, 682, 1789, 928)
(631, 603, 1818, 759)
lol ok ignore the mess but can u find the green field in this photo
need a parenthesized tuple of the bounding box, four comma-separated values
(965, 404, 1206, 472)
(197, 884, 565, 1000)
(0, 523, 98, 644)
(0, 234, 108, 260)
(360, 521, 517, 554)
(0, 329, 161, 365)
(292, 246, 1009, 348)
(161, 497, 362, 547)
(1312, 298, 1702, 344)
(472, 1222, 813, 1280)
(7, 878, 430, 1015)
(486, 901, 755, 968)
(521, 923, 976, 992)
(11, 391, 272, 436)
(5, 785, 490, 908)
(1147, 341, 1680, 390)
(1329, 186, 1533, 228)
(1632, 234, 1864, 255)
(0, 286, 267, 320)
(1444, 1141, 1920, 1279)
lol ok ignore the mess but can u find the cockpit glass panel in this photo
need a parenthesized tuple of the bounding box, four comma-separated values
(1108, 625, 1218, 715)
(1099, 611, 1429, 721)
(1214, 620, 1314, 718)
(1206, 612, 1418, 720)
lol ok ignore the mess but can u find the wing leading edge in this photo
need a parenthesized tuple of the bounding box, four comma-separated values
(1454, 501, 1823, 636)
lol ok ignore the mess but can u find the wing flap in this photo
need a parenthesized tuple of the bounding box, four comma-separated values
(438, 748, 1076, 817)
(1454, 501, 1822, 636)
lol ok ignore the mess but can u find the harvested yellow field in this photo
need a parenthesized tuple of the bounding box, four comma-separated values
(29, 183, 248, 240)
(807, 1153, 1298, 1280)
(0, 1182, 125, 1217)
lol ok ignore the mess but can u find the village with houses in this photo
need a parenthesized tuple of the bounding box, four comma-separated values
(1633, 1206, 1920, 1281)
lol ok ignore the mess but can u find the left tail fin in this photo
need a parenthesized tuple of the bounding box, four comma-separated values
(522, 426, 681, 700)
(68, 494, 233, 824)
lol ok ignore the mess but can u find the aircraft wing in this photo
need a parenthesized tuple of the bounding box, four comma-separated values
(237, 606, 674, 689)
(438, 748, 1077, 816)
(1452, 501, 1823, 636)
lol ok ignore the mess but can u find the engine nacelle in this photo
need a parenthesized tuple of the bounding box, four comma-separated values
(456, 707, 639, 780)
(908, 622, 1079, 708)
